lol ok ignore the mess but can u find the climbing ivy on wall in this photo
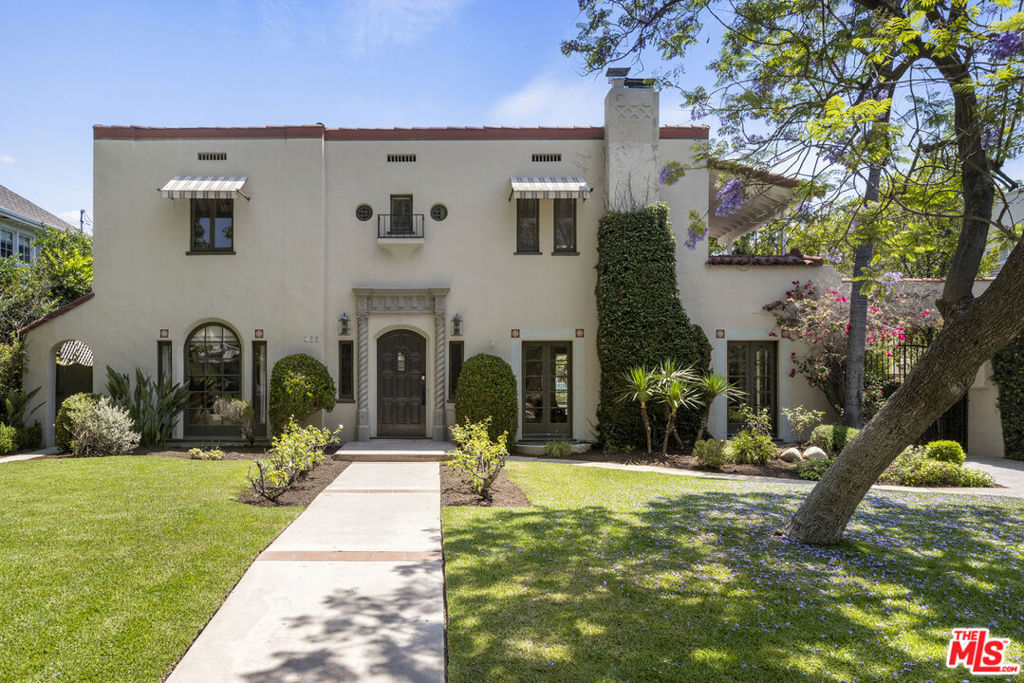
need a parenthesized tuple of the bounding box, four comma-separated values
(992, 333, 1024, 461)
(595, 202, 711, 450)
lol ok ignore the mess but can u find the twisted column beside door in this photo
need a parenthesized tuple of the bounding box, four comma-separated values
(357, 313, 369, 441)
(433, 313, 447, 441)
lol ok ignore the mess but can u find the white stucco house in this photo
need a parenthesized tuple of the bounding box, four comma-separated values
(17, 74, 1007, 457)
(0, 184, 76, 263)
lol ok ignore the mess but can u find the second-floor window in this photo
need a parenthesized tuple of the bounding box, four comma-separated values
(1, 228, 33, 263)
(390, 195, 413, 234)
(553, 199, 577, 253)
(516, 199, 540, 253)
(190, 198, 233, 253)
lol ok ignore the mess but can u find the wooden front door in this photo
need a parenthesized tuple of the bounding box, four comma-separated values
(377, 330, 427, 437)
(521, 342, 572, 439)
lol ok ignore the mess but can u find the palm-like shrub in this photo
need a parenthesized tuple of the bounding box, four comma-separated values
(653, 361, 699, 456)
(693, 374, 745, 443)
(618, 366, 658, 454)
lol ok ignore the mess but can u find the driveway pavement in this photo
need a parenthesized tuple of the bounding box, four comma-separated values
(167, 462, 444, 683)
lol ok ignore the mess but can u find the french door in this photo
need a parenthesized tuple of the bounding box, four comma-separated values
(726, 341, 778, 436)
(522, 342, 572, 438)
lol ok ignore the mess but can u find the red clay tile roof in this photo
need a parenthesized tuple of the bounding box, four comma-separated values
(17, 292, 94, 336)
(93, 125, 709, 141)
(706, 249, 823, 266)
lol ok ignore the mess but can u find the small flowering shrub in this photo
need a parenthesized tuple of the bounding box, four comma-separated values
(880, 447, 993, 487)
(55, 393, 101, 452)
(795, 457, 833, 481)
(725, 431, 776, 465)
(923, 440, 966, 465)
(764, 281, 940, 417)
(0, 423, 16, 455)
(70, 398, 141, 457)
(808, 424, 860, 455)
(446, 419, 509, 500)
(543, 440, 573, 458)
(692, 438, 726, 469)
(246, 420, 341, 503)
(780, 405, 825, 446)
(188, 447, 225, 461)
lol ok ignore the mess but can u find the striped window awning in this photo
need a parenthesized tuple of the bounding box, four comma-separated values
(509, 177, 591, 200)
(159, 176, 248, 200)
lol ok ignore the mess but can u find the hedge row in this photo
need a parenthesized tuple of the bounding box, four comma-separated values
(993, 333, 1024, 461)
(595, 203, 711, 450)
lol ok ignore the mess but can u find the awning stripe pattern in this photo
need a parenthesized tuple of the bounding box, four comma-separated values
(56, 339, 94, 367)
(509, 177, 590, 200)
(160, 176, 247, 199)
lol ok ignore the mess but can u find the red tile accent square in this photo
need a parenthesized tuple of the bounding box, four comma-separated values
(510, 329, 520, 338)
(716, 329, 726, 338)
(575, 328, 584, 338)
(159, 329, 169, 338)
(254, 329, 264, 339)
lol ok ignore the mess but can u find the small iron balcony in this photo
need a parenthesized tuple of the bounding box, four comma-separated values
(378, 214, 424, 239)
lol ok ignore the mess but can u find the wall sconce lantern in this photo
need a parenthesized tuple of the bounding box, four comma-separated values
(338, 313, 350, 336)
(452, 313, 463, 337)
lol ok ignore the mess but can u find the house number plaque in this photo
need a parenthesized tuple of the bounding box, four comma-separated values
(303, 335, 321, 344)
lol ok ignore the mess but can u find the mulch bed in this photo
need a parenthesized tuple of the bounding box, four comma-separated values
(441, 464, 530, 507)
(240, 458, 350, 507)
(560, 449, 803, 481)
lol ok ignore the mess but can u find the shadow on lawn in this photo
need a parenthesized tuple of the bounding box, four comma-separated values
(444, 489, 1024, 682)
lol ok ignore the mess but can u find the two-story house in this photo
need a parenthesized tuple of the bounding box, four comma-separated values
(18, 75, 1007, 457)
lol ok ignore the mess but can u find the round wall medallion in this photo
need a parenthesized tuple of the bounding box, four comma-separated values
(355, 204, 373, 221)
(430, 203, 448, 221)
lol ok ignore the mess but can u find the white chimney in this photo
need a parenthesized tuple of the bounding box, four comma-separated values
(604, 68, 660, 210)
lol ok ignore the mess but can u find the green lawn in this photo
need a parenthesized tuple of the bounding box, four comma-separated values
(443, 461, 1024, 682)
(0, 456, 300, 682)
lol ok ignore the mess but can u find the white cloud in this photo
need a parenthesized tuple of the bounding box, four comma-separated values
(58, 210, 81, 226)
(0, 154, 13, 165)
(488, 71, 698, 127)
(343, 0, 472, 53)
(488, 73, 607, 126)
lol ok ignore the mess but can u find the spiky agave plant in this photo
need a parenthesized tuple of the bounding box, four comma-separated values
(653, 363, 700, 457)
(655, 360, 699, 452)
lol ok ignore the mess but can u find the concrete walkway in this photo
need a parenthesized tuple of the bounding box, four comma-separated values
(168, 462, 444, 683)
(511, 454, 1024, 498)
(0, 447, 58, 464)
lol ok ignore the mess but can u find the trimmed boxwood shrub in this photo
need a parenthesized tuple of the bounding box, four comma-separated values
(596, 203, 710, 450)
(454, 354, 518, 441)
(269, 354, 335, 435)
(993, 334, 1024, 460)
(808, 424, 860, 455)
(924, 440, 966, 465)
(55, 393, 101, 453)
(0, 423, 16, 455)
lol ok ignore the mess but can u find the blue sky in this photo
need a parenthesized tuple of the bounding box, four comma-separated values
(0, 1, 715, 228)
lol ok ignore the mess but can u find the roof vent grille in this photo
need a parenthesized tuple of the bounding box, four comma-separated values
(198, 152, 227, 161)
(387, 154, 417, 163)
(532, 153, 562, 162)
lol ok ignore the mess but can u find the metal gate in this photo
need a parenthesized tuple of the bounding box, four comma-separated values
(868, 331, 968, 449)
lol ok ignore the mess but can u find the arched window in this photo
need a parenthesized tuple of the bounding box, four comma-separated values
(186, 323, 241, 436)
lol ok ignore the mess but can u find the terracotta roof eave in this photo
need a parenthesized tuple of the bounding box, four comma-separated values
(93, 124, 710, 141)
(706, 250, 824, 267)
(17, 292, 95, 336)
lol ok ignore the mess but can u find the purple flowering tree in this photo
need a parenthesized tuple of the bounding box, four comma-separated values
(564, 0, 1024, 545)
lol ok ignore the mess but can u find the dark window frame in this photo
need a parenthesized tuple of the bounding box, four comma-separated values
(553, 198, 578, 254)
(726, 340, 778, 436)
(157, 341, 172, 385)
(390, 194, 414, 232)
(338, 340, 354, 402)
(515, 198, 540, 254)
(185, 323, 242, 437)
(449, 341, 464, 401)
(189, 198, 235, 254)
(252, 340, 268, 437)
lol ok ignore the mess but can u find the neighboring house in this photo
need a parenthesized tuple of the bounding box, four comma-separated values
(17, 74, 1007, 457)
(0, 184, 76, 263)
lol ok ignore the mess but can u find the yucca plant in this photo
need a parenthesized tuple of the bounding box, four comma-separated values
(618, 366, 658, 454)
(694, 374, 746, 443)
(3, 386, 41, 428)
(106, 367, 190, 446)
(655, 361, 699, 453)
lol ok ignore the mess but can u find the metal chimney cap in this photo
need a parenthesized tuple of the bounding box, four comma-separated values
(605, 67, 631, 78)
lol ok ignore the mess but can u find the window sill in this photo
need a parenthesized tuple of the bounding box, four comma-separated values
(186, 250, 236, 255)
(514, 251, 544, 255)
(552, 250, 580, 256)
(336, 398, 355, 404)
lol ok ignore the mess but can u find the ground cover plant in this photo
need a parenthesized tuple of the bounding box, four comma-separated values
(443, 462, 1023, 681)
(0, 456, 299, 681)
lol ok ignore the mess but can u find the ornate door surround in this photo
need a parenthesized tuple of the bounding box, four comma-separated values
(353, 287, 449, 441)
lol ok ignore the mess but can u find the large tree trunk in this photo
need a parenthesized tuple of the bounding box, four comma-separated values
(843, 239, 875, 428)
(787, 239, 1024, 545)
